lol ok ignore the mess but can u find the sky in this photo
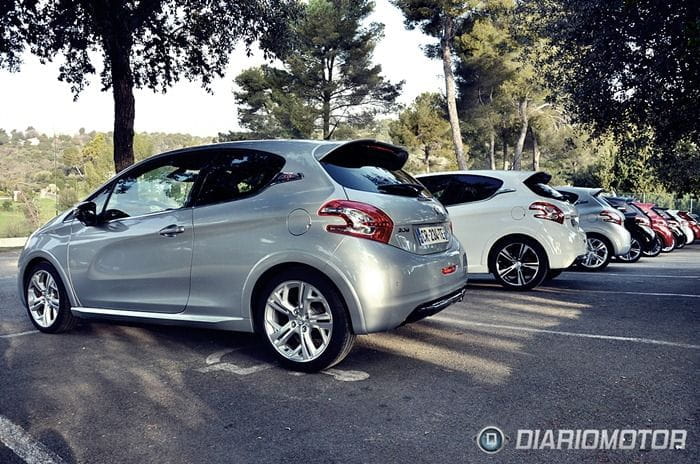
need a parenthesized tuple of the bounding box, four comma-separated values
(0, 0, 444, 137)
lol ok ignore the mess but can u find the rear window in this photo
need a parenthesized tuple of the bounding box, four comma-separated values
(420, 174, 503, 206)
(524, 172, 564, 200)
(558, 191, 579, 204)
(321, 143, 430, 198)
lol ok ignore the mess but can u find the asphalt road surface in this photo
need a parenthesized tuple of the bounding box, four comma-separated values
(1, 246, 698, 463)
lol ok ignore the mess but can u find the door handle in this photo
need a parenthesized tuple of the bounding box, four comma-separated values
(159, 224, 185, 237)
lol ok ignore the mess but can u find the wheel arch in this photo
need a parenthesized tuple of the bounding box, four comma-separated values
(19, 251, 79, 308)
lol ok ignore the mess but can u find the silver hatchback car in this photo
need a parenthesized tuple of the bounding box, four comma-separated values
(556, 187, 631, 271)
(18, 140, 467, 371)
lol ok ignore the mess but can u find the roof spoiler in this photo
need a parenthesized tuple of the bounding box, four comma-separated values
(319, 139, 409, 171)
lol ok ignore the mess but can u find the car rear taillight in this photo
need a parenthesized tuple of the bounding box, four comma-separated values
(634, 216, 650, 226)
(319, 200, 394, 244)
(600, 210, 622, 225)
(529, 202, 565, 224)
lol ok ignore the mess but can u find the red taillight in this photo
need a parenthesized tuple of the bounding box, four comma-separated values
(600, 210, 622, 225)
(634, 216, 650, 226)
(529, 202, 565, 224)
(441, 264, 457, 275)
(318, 200, 394, 244)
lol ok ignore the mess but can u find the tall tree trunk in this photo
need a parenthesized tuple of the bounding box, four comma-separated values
(531, 126, 540, 171)
(441, 15, 467, 170)
(502, 137, 507, 170)
(111, 48, 135, 173)
(424, 147, 430, 173)
(489, 132, 496, 169)
(512, 99, 529, 170)
(322, 96, 331, 139)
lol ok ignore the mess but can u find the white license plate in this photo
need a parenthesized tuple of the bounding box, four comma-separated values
(416, 225, 448, 247)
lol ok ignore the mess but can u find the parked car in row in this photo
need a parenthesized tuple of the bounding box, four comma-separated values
(418, 171, 586, 290)
(675, 210, 700, 240)
(18, 140, 468, 371)
(633, 202, 678, 252)
(602, 196, 660, 262)
(664, 209, 695, 245)
(555, 187, 631, 271)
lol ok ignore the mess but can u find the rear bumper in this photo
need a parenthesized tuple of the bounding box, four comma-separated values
(327, 237, 468, 334)
(403, 286, 466, 325)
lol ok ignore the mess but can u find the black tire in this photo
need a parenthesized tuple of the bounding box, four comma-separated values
(545, 269, 564, 280)
(642, 236, 662, 257)
(618, 238, 642, 263)
(578, 233, 613, 271)
(489, 237, 549, 291)
(675, 234, 686, 249)
(661, 236, 676, 253)
(253, 267, 356, 372)
(24, 262, 77, 333)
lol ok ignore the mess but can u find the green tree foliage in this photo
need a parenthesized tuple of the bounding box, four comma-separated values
(1, 0, 298, 173)
(232, 0, 402, 140)
(530, 0, 700, 194)
(388, 93, 455, 173)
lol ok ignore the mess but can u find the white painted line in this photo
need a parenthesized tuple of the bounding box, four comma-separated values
(560, 272, 700, 279)
(438, 319, 700, 350)
(0, 415, 65, 464)
(540, 288, 700, 298)
(322, 368, 369, 382)
(196, 362, 273, 376)
(0, 330, 39, 339)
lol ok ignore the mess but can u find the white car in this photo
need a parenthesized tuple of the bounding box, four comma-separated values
(418, 171, 587, 290)
(667, 209, 695, 244)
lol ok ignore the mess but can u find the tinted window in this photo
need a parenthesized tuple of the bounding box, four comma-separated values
(558, 191, 579, 204)
(105, 158, 202, 218)
(321, 145, 429, 198)
(195, 151, 285, 206)
(524, 172, 563, 200)
(420, 175, 503, 206)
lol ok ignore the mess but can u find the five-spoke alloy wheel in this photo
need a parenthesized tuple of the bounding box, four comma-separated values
(618, 238, 642, 263)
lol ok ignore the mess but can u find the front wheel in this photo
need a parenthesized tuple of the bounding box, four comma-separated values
(254, 268, 356, 372)
(24, 263, 77, 333)
(579, 234, 612, 271)
(618, 238, 642, 263)
(489, 238, 549, 291)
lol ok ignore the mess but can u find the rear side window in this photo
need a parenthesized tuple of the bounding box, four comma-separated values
(558, 191, 579, 204)
(320, 142, 429, 198)
(524, 172, 564, 200)
(195, 151, 285, 207)
(420, 175, 503, 206)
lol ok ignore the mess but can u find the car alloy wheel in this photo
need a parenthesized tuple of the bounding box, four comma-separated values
(495, 243, 541, 287)
(642, 237, 662, 257)
(618, 238, 642, 263)
(264, 280, 333, 363)
(27, 270, 61, 328)
(581, 237, 609, 270)
(661, 237, 675, 253)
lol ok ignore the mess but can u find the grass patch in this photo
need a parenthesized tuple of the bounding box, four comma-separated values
(0, 198, 60, 238)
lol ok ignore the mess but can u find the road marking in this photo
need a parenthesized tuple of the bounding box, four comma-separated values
(539, 288, 700, 298)
(0, 331, 39, 339)
(0, 415, 65, 464)
(197, 349, 369, 381)
(436, 319, 700, 350)
(561, 272, 700, 279)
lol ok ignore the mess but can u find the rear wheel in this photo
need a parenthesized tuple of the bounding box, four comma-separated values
(618, 238, 642, 263)
(675, 234, 686, 249)
(254, 268, 355, 372)
(24, 263, 76, 333)
(579, 234, 612, 271)
(489, 238, 549, 291)
(661, 236, 676, 253)
(642, 236, 662, 257)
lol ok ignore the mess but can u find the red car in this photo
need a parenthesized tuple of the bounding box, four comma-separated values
(633, 202, 676, 252)
(677, 211, 700, 240)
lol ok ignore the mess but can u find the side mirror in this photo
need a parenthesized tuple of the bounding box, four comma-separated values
(75, 201, 98, 226)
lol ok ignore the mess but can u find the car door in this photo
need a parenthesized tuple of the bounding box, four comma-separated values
(68, 153, 205, 313)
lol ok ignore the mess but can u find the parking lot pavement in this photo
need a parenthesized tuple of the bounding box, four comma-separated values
(1, 247, 698, 463)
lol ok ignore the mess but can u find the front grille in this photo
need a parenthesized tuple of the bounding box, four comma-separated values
(403, 286, 467, 325)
